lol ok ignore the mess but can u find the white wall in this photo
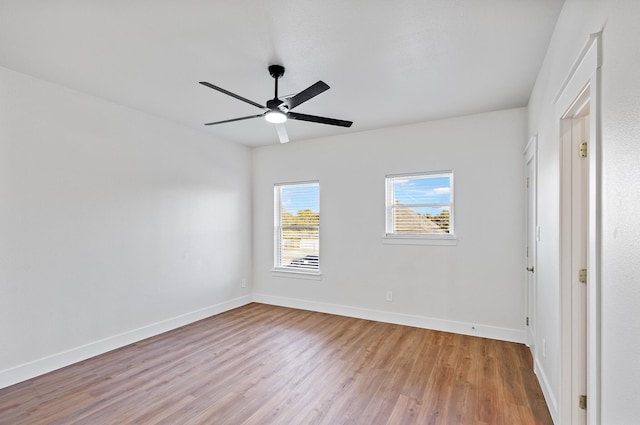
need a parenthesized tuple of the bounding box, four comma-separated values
(528, 0, 640, 423)
(0, 66, 253, 388)
(253, 108, 527, 342)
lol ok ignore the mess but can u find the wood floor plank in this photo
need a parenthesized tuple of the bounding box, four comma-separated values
(0, 303, 553, 425)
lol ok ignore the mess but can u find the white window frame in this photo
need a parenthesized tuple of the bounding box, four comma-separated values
(273, 181, 320, 275)
(384, 171, 455, 242)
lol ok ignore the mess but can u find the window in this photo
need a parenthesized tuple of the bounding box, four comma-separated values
(274, 181, 320, 273)
(385, 171, 454, 237)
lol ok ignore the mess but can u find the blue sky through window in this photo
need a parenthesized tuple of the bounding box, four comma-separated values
(393, 175, 451, 215)
(281, 184, 319, 215)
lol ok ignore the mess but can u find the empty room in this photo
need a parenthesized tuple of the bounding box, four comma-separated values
(1, 1, 638, 424)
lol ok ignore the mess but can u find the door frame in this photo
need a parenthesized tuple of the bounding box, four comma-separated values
(561, 86, 589, 425)
(554, 33, 601, 425)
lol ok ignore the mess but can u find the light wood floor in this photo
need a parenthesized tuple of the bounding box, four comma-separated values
(0, 303, 552, 424)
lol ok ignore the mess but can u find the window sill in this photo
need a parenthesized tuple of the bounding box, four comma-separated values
(272, 269, 323, 280)
(382, 235, 458, 246)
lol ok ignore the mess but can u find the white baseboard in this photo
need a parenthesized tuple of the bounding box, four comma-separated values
(0, 295, 252, 390)
(534, 355, 558, 424)
(1, 294, 527, 390)
(252, 293, 525, 343)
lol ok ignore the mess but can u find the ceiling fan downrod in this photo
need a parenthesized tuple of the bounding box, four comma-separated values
(267, 64, 285, 108)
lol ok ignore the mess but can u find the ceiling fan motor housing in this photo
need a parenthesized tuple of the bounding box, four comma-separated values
(266, 98, 285, 110)
(268, 65, 285, 79)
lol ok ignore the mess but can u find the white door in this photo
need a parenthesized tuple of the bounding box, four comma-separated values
(524, 137, 537, 351)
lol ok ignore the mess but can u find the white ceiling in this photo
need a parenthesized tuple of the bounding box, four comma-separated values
(0, 0, 564, 147)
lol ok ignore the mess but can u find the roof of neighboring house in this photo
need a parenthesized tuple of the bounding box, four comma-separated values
(394, 207, 447, 234)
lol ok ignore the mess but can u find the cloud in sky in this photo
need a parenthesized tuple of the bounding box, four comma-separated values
(432, 187, 451, 195)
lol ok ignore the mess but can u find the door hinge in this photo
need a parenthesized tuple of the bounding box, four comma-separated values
(579, 269, 587, 284)
(526, 177, 529, 188)
(526, 246, 529, 258)
(579, 394, 587, 410)
(526, 316, 530, 326)
(579, 142, 588, 158)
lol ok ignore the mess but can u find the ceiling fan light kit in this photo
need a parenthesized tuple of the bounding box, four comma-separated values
(264, 110, 287, 123)
(200, 64, 352, 143)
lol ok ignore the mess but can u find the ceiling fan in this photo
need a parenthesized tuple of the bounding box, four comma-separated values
(200, 65, 353, 143)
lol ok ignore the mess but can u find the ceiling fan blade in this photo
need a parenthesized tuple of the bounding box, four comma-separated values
(204, 114, 263, 126)
(288, 112, 353, 127)
(286, 81, 330, 110)
(275, 123, 289, 143)
(199, 82, 265, 110)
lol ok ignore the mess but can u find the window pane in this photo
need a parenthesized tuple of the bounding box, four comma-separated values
(386, 172, 453, 236)
(392, 175, 451, 205)
(276, 183, 320, 271)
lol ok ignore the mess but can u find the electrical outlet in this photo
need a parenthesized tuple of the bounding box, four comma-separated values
(386, 290, 393, 302)
(241, 278, 247, 288)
